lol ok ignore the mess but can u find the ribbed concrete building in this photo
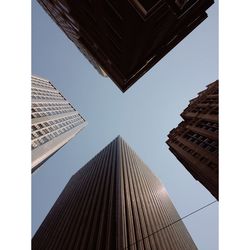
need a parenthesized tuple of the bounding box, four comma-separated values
(36, 0, 214, 92)
(31, 75, 87, 173)
(166, 80, 218, 199)
(32, 136, 197, 249)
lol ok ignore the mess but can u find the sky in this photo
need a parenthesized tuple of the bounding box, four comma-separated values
(32, 1, 218, 249)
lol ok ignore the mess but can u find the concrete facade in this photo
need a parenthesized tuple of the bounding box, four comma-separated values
(31, 75, 87, 173)
(167, 80, 218, 199)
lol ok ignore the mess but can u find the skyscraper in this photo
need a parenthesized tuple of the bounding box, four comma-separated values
(31, 75, 87, 173)
(37, 0, 214, 92)
(32, 136, 197, 249)
(166, 80, 218, 199)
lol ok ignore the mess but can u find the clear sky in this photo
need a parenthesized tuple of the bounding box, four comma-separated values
(32, 1, 218, 249)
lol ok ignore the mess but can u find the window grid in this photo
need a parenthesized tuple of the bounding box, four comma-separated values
(173, 139, 217, 171)
(32, 102, 71, 108)
(32, 78, 54, 89)
(32, 88, 64, 101)
(31, 106, 74, 118)
(31, 114, 83, 149)
(183, 131, 218, 153)
(32, 81, 55, 90)
(195, 120, 218, 132)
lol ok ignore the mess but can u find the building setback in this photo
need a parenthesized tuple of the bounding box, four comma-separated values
(37, 0, 214, 92)
(32, 136, 197, 249)
(31, 75, 87, 173)
(166, 80, 218, 199)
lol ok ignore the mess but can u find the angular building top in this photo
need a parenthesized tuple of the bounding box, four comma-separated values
(166, 80, 218, 199)
(37, 0, 214, 92)
(32, 136, 197, 249)
(31, 75, 87, 173)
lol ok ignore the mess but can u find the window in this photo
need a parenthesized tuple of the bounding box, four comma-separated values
(32, 125, 37, 132)
(196, 120, 218, 132)
(43, 129, 49, 134)
(37, 131, 43, 137)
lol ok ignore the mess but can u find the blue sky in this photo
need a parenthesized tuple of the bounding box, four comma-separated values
(32, 1, 218, 249)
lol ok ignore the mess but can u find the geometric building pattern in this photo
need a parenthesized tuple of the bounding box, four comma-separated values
(37, 0, 214, 92)
(32, 136, 197, 249)
(31, 75, 87, 173)
(167, 80, 218, 199)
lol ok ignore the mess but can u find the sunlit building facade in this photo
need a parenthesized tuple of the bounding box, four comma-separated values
(31, 75, 87, 173)
(32, 136, 197, 249)
(166, 80, 218, 199)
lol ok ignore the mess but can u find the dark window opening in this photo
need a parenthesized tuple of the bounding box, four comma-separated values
(32, 125, 37, 132)
(37, 131, 43, 137)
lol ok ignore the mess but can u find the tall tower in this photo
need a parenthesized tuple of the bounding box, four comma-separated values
(166, 80, 218, 199)
(31, 75, 87, 173)
(32, 136, 197, 249)
(36, 0, 214, 92)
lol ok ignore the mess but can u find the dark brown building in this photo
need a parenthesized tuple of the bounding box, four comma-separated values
(37, 0, 214, 92)
(166, 80, 218, 199)
(32, 136, 197, 249)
